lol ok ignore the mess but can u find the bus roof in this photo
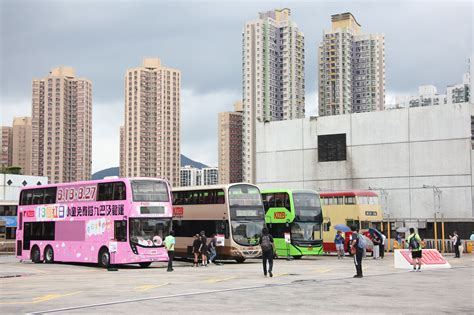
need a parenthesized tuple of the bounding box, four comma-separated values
(319, 190, 378, 197)
(172, 183, 258, 192)
(261, 189, 319, 194)
(20, 177, 169, 190)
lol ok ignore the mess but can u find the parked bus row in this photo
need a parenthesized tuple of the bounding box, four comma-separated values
(15, 178, 382, 267)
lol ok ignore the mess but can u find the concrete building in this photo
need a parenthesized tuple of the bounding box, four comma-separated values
(396, 85, 447, 108)
(242, 8, 305, 183)
(121, 58, 181, 186)
(447, 72, 470, 105)
(218, 101, 243, 184)
(31, 67, 92, 184)
(12, 117, 32, 175)
(180, 165, 200, 187)
(119, 126, 125, 177)
(0, 126, 12, 169)
(256, 103, 474, 230)
(318, 12, 385, 116)
(0, 174, 48, 243)
(202, 167, 219, 186)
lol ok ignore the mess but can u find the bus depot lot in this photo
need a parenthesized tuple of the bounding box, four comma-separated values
(0, 255, 472, 314)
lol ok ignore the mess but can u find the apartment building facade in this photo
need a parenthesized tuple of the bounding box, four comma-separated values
(318, 12, 385, 116)
(31, 67, 92, 183)
(121, 58, 181, 186)
(0, 127, 12, 169)
(12, 117, 32, 175)
(242, 8, 305, 183)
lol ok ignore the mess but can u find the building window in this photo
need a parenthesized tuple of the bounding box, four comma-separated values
(318, 133, 346, 162)
(471, 116, 474, 149)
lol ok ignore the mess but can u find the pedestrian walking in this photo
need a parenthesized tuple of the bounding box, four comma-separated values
(259, 227, 275, 277)
(164, 230, 175, 272)
(407, 228, 422, 272)
(334, 230, 345, 259)
(350, 226, 363, 278)
(380, 232, 386, 259)
(208, 234, 217, 264)
(192, 234, 201, 267)
(449, 231, 461, 258)
(199, 231, 208, 267)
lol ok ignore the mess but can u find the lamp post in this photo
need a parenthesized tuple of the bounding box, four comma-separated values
(423, 185, 442, 250)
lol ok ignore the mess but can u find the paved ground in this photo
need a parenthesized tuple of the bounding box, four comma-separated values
(0, 253, 472, 314)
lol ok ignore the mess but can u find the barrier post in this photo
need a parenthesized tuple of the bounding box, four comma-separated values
(434, 213, 438, 250)
(441, 213, 445, 253)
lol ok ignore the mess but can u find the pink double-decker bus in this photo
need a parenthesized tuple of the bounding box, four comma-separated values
(16, 177, 173, 268)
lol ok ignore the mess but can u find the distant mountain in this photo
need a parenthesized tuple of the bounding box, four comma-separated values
(91, 154, 208, 180)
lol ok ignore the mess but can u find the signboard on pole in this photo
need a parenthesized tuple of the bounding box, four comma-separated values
(284, 232, 291, 244)
(216, 234, 225, 247)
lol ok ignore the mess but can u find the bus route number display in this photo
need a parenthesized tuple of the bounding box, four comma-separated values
(274, 212, 286, 219)
(57, 186, 97, 202)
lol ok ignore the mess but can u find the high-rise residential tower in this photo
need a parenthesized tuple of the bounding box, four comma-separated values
(31, 67, 92, 183)
(121, 58, 181, 186)
(242, 8, 305, 183)
(0, 126, 12, 169)
(218, 101, 243, 184)
(12, 117, 32, 175)
(318, 12, 385, 116)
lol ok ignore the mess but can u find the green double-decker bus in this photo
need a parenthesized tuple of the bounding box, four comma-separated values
(261, 189, 323, 258)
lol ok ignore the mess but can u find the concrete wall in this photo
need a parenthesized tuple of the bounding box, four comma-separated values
(256, 103, 474, 221)
(0, 174, 48, 202)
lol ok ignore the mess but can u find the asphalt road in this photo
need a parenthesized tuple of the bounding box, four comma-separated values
(0, 253, 472, 314)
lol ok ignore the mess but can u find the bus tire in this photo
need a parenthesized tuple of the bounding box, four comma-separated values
(235, 257, 246, 263)
(292, 255, 302, 259)
(98, 247, 110, 268)
(44, 246, 54, 263)
(31, 246, 42, 263)
(139, 262, 152, 268)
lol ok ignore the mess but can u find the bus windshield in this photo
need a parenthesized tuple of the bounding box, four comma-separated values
(231, 220, 265, 246)
(131, 180, 169, 202)
(130, 218, 170, 247)
(293, 192, 322, 221)
(228, 184, 262, 206)
(291, 222, 322, 241)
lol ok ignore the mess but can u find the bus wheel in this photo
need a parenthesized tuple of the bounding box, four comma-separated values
(98, 248, 110, 268)
(44, 246, 54, 263)
(139, 262, 152, 268)
(292, 255, 302, 259)
(235, 257, 246, 263)
(31, 246, 42, 263)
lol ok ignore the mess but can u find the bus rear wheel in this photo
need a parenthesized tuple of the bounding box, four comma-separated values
(98, 248, 110, 268)
(31, 246, 42, 263)
(139, 262, 152, 268)
(44, 246, 54, 263)
(292, 255, 302, 259)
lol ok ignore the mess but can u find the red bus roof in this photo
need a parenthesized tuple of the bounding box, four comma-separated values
(319, 190, 378, 197)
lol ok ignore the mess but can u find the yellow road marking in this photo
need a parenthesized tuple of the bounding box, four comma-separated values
(206, 276, 236, 283)
(135, 283, 169, 292)
(0, 291, 82, 305)
(272, 273, 288, 278)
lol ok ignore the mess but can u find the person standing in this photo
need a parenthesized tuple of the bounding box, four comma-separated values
(208, 234, 217, 264)
(259, 228, 275, 277)
(199, 231, 208, 267)
(192, 234, 201, 267)
(334, 231, 345, 259)
(164, 230, 175, 272)
(372, 234, 380, 259)
(407, 228, 422, 272)
(449, 231, 460, 258)
(350, 226, 363, 278)
(380, 232, 386, 259)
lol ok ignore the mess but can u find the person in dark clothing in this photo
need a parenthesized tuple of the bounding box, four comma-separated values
(380, 232, 386, 259)
(192, 234, 201, 267)
(208, 234, 217, 264)
(259, 227, 275, 277)
(351, 226, 363, 278)
(200, 231, 208, 267)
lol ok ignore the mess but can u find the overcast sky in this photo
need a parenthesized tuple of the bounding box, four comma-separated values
(1, 0, 472, 173)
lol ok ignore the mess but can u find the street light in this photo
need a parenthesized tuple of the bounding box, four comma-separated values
(422, 185, 443, 251)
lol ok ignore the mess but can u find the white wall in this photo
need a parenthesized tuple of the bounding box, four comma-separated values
(0, 174, 48, 202)
(256, 103, 474, 221)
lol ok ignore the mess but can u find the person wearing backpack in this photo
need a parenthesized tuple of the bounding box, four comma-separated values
(259, 227, 275, 277)
(407, 228, 422, 272)
(449, 231, 461, 258)
(350, 226, 364, 278)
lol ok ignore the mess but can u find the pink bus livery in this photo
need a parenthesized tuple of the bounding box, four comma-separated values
(16, 178, 173, 268)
